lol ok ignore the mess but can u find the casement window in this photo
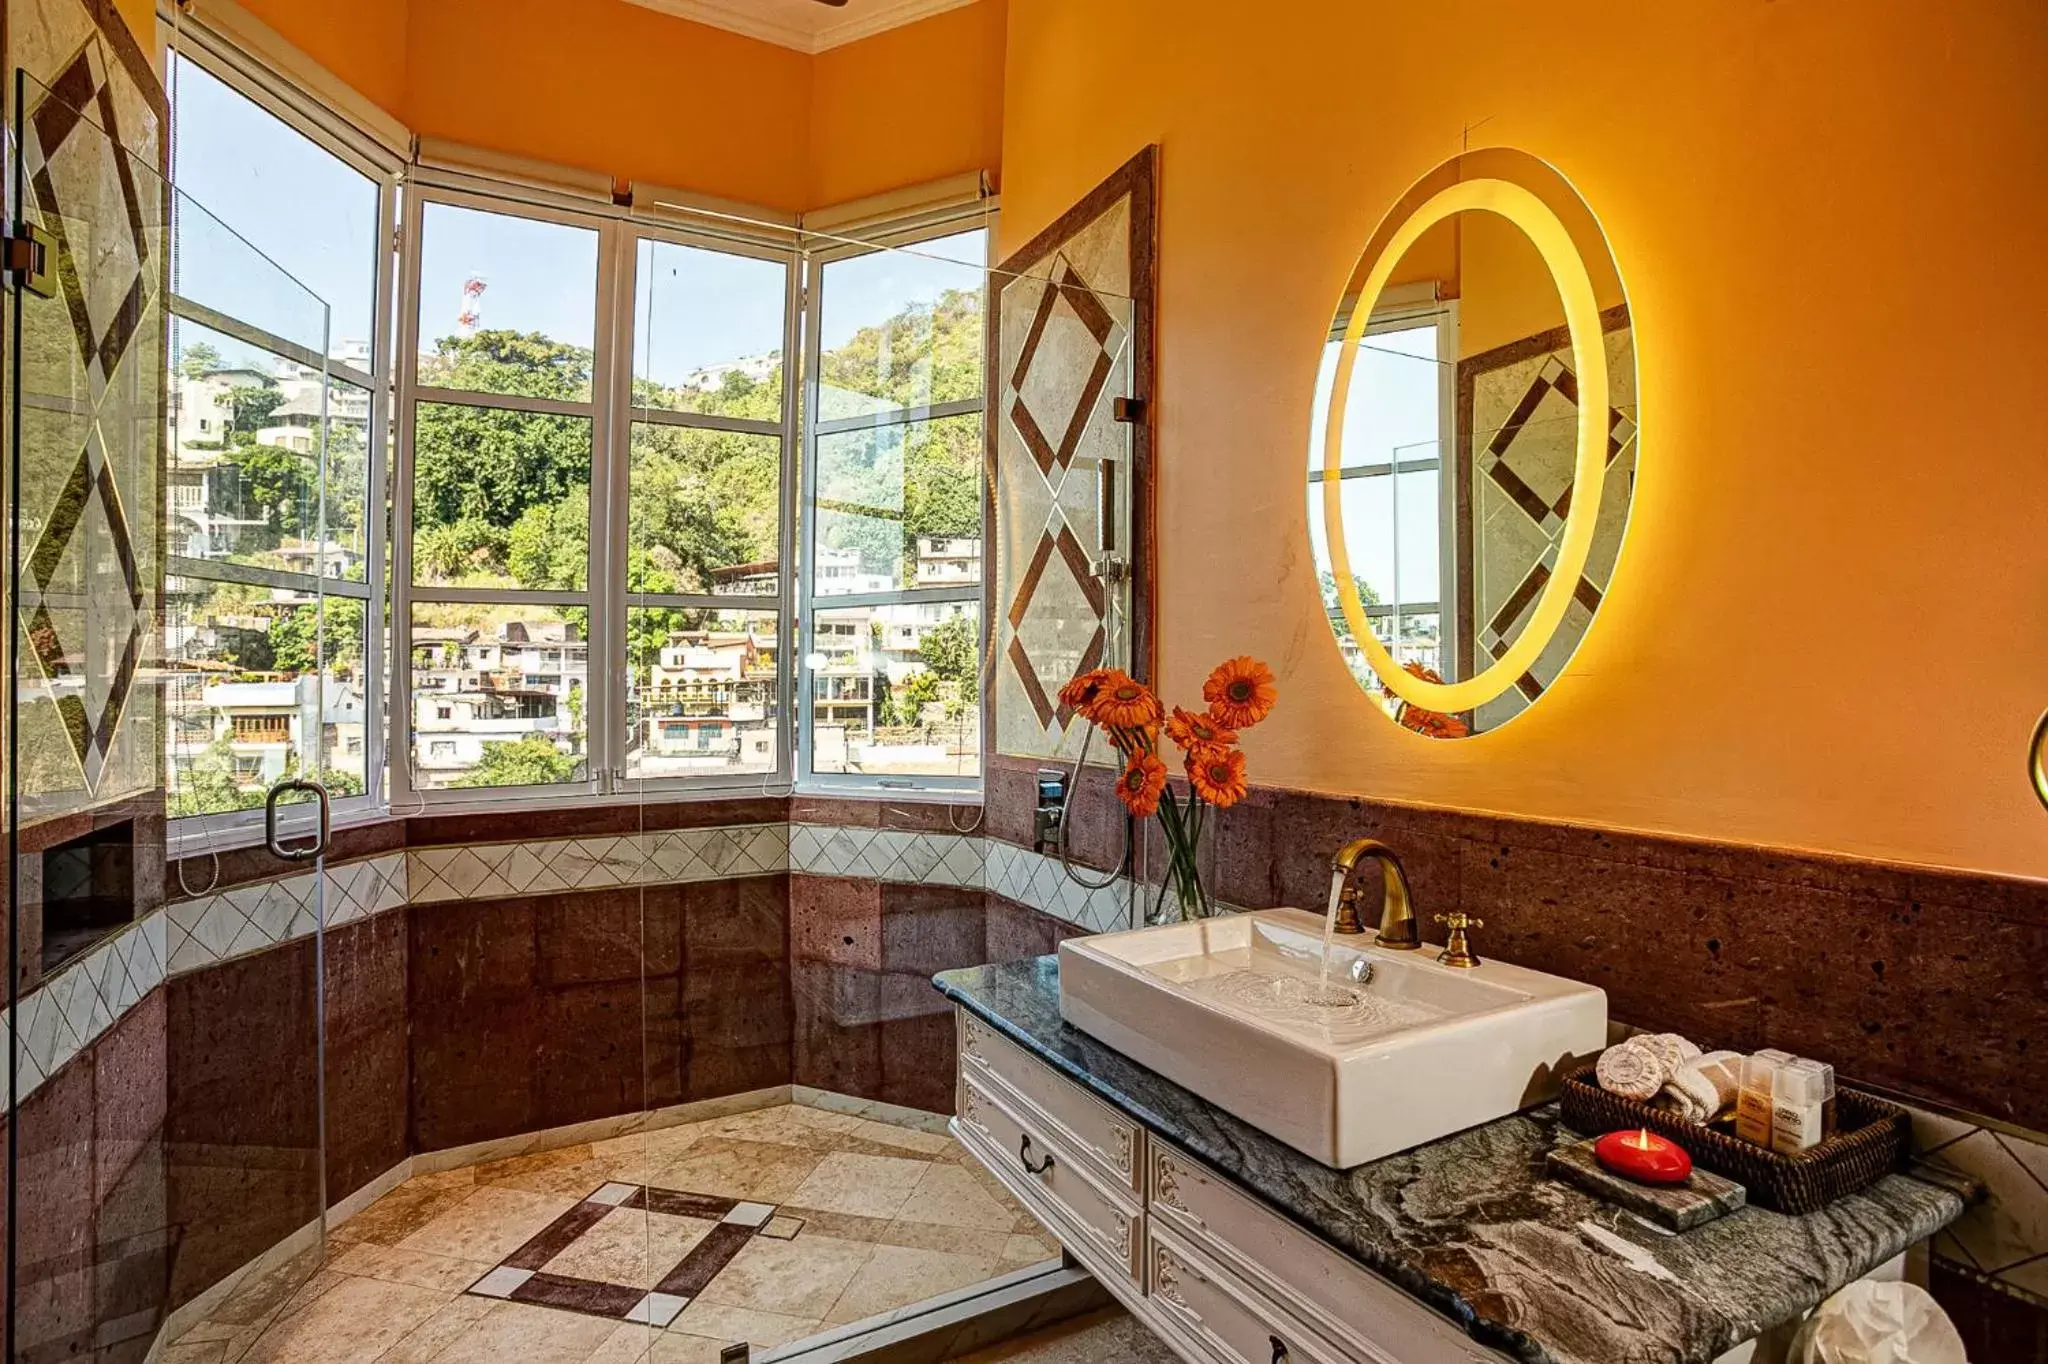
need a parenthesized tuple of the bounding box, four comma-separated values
(161, 40, 400, 846)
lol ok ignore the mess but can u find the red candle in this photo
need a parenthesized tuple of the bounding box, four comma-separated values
(1594, 1128, 1693, 1185)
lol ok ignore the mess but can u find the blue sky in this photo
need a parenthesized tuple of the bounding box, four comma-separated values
(167, 62, 999, 382)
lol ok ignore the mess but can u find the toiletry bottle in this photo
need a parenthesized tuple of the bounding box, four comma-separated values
(1736, 1052, 1786, 1146)
(1782, 1057, 1837, 1140)
(1770, 1062, 1828, 1154)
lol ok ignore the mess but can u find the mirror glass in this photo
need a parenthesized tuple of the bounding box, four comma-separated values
(1308, 149, 1636, 738)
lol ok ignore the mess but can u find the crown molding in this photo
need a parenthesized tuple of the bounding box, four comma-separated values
(624, 0, 980, 54)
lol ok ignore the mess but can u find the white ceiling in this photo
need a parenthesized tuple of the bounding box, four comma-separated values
(623, 0, 981, 54)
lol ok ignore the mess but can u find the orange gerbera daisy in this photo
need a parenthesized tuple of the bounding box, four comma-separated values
(1203, 656, 1277, 730)
(1186, 745, 1249, 809)
(1057, 667, 1112, 714)
(1087, 671, 1163, 729)
(1164, 705, 1237, 752)
(1116, 752, 1168, 817)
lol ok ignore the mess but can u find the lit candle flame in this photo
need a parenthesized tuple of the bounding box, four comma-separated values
(1631, 1128, 1653, 1150)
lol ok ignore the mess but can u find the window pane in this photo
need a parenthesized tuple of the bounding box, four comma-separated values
(814, 415, 982, 594)
(808, 602, 980, 779)
(318, 601, 370, 796)
(411, 403, 592, 589)
(627, 606, 779, 781)
(816, 230, 985, 420)
(416, 203, 598, 401)
(634, 240, 786, 417)
(409, 604, 588, 790)
(168, 319, 316, 569)
(324, 379, 372, 582)
(169, 54, 377, 354)
(165, 578, 348, 816)
(629, 424, 780, 595)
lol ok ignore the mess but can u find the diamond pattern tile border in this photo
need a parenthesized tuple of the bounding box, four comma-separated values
(464, 1181, 788, 1326)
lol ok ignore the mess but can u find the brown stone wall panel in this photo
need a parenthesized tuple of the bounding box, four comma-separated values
(878, 1011, 957, 1116)
(405, 797, 786, 848)
(789, 875, 882, 969)
(791, 797, 980, 834)
(409, 898, 539, 1151)
(536, 979, 659, 1127)
(12, 1049, 100, 1360)
(791, 960, 883, 1100)
(983, 897, 1061, 961)
(165, 941, 320, 1308)
(1930, 1261, 2048, 1363)
(535, 887, 679, 986)
(169, 821, 403, 897)
(985, 754, 1126, 874)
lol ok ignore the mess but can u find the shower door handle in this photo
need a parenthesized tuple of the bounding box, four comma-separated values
(265, 779, 331, 862)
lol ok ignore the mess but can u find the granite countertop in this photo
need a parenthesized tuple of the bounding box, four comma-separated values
(934, 956, 1969, 1364)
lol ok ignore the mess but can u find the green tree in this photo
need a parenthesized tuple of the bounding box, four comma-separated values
(169, 733, 263, 817)
(179, 341, 221, 379)
(226, 384, 286, 445)
(266, 598, 366, 675)
(230, 444, 317, 539)
(1318, 570, 1383, 640)
(898, 671, 941, 724)
(450, 734, 577, 788)
(918, 615, 977, 684)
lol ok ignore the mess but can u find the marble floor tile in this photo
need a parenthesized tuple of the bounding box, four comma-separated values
(848, 1117, 954, 1156)
(655, 1137, 824, 1203)
(643, 1335, 729, 1364)
(334, 1179, 479, 1248)
(329, 1240, 495, 1294)
(999, 1231, 1062, 1268)
(399, 1186, 581, 1264)
(668, 1300, 824, 1350)
(543, 1208, 718, 1290)
(475, 1144, 598, 1186)
(693, 1234, 876, 1319)
(588, 1323, 662, 1364)
(239, 1274, 449, 1364)
(876, 1219, 1015, 1259)
(157, 1341, 230, 1364)
(956, 1307, 1178, 1364)
(896, 1162, 1026, 1231)
(788, 1152, 932, 1220)
(372, 1295, 498, 1363)
(421, 1300, 623, 1363)
(823, 1242, 1000, 1326)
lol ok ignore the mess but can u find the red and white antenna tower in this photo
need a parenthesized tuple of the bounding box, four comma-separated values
(457, 275, 488, 335)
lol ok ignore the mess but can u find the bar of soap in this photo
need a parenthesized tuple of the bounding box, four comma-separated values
(1546, 1138, 1746, 1231)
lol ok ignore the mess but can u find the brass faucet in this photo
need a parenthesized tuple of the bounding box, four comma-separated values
(1327, 839, 1421, 948)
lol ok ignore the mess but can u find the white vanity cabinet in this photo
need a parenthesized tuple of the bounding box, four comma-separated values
(951, 1007, 1502, 1364)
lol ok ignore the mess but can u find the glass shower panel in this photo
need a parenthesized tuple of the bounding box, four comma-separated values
(7, 69, 336, 1361)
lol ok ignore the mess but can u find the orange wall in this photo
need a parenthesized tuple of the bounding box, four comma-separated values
(235, 0, 412, 117)
(809, 0, 1007, 207)
(404, 0, 813, 210)
(239, 0, 1003, 213)
(1000, 0, 2048, 879)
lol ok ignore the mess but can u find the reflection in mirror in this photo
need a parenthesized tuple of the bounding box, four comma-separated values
(1309, 149, 1637, 738)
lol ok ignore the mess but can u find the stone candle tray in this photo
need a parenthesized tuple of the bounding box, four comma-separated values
(1559, 1064, 1910, 1214)
(1546, 1137, 1746, 1230)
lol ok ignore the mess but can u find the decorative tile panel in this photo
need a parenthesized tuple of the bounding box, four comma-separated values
(788, 824, 983, 890)
(6, 909, 165, 1105)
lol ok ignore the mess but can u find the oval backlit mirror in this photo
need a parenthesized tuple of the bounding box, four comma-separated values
(1308, 149, 1637, 738)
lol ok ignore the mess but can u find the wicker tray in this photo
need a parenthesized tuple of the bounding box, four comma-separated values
(1557, 1064, 1909, 1214)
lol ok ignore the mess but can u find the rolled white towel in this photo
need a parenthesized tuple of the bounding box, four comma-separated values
(1655, 1049, 1744, 1124)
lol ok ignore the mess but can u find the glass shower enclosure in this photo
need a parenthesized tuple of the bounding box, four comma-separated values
(5, 68, 337, 1360)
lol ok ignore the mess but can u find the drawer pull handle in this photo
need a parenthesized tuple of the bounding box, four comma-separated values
(1019, 1134, 1056, 1177)
(1270, 1336, 1289, 1364)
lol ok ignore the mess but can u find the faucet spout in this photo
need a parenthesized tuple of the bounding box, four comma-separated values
(1327, 838, 1421, 948)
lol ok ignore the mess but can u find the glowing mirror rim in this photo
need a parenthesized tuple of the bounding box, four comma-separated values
(1321, 175, 1610, 716)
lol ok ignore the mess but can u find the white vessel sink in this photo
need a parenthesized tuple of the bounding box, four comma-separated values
(1057, 908, 1608, 1168)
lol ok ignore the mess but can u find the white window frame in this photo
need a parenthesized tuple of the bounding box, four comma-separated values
(388, 182, 619, 810)
(795, 212, 992, 795)
(605, 219, 802, 800)
(161, 33, 403, 855)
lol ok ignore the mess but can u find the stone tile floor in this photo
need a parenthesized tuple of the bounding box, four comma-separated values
(163, 1103, 1060, 1363)
(955, 1307, 1178, 1364)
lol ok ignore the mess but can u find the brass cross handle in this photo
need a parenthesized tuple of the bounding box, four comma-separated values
(1433, 913, 1484, 969)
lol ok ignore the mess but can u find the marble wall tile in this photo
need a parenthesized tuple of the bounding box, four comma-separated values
(164, 939, 321, 1310)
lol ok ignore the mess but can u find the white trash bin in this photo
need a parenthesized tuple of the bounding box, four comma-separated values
(1789, 1280, 1968, 1364)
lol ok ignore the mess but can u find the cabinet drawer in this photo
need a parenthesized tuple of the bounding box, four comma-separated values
(959, 1009, 1140, 1192)
(1149, 1142, 1496, 1364)
(957, 1071, 1141, 1284)
(1146, 1224, 1344, 1364)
